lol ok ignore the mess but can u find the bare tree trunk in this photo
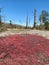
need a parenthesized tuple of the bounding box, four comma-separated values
(34, 9, 36, 29)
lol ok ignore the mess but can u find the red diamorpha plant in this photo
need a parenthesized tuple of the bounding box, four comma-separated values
(0, 34, 49, 65)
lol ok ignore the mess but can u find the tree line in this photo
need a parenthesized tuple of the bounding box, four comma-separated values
(0, 10, 49, 30)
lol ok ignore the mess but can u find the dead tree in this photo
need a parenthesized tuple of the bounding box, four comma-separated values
(0, 8, 2, 27)
(26, 15, 28, 29)
(34, 9, 36, 28)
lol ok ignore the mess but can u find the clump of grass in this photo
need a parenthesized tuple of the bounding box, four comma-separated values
(0, 28, 6, 33)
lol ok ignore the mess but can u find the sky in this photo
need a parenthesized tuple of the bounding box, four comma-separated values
(0, 0, 49, 26)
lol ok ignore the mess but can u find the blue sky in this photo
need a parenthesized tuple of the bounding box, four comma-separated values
(0, 0, 49, 26)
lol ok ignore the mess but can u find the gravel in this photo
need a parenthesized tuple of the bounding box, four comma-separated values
(0, 29, 49, 39)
